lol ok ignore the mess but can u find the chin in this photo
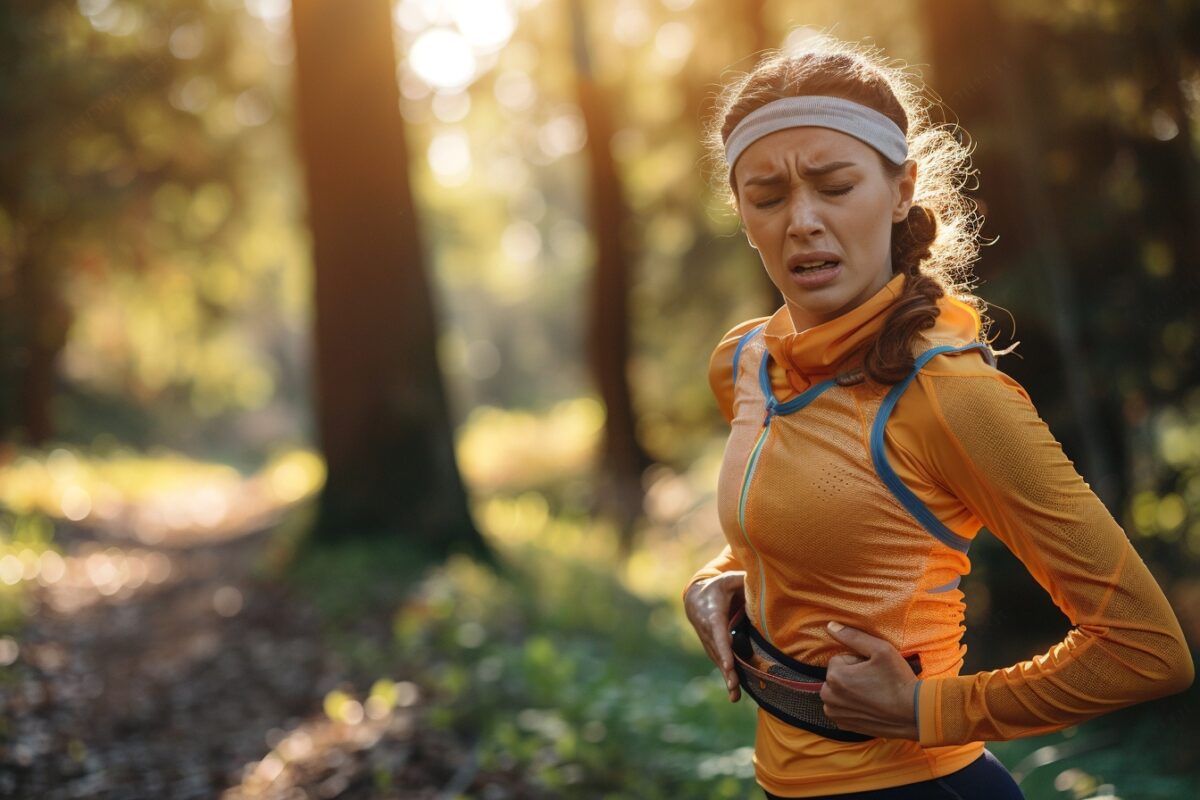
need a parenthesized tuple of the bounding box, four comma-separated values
(784, 291, 849, 313)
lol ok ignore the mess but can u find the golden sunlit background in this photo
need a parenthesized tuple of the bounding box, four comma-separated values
(2, 0, 1199, 797)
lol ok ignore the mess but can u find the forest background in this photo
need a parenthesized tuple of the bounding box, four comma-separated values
(2, 1, 1199, 798)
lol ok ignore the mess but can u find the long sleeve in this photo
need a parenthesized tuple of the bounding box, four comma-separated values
(681, 544, 745, 603)
(907, 366, 1195, 746)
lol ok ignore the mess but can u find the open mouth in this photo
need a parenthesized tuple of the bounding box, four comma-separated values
(790, 260, 840, 273)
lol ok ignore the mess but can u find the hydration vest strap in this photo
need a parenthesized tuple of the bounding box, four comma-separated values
(870, 342, 992, 553)
(731, 323, 767, 386)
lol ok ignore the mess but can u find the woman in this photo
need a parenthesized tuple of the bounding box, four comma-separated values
(682, 37, 1195, 800)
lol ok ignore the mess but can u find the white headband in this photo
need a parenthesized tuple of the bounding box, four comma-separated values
(724, 95, 908, 176)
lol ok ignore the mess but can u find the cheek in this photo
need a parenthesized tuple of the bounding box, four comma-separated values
(847, 200, 895, 252)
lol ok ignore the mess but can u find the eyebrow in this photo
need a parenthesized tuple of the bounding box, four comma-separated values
(742, 161, 859, 186)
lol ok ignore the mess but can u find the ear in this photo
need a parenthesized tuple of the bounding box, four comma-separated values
(735, 204, 758, 250)
(891, 159, 918, 223)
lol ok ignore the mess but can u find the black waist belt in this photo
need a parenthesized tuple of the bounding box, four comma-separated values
(729, 608, 923, 742)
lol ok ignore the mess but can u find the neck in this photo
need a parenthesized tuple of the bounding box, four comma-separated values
(783, 266, 895, 332)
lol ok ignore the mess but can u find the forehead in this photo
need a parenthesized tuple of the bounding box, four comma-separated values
(733, 126, 875, 188)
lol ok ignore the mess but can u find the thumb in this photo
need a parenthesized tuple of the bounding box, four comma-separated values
(826, 620, 880, 657)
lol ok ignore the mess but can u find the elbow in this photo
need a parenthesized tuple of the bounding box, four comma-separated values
(1142, 639, 1195, 701)
(1166, 643, 1195, 696)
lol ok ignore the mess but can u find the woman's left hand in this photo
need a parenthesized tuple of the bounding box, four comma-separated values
(819, 621, 920, 741)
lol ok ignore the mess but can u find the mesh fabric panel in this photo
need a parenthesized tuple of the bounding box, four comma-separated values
(747, 386, 931, 651)
(921, 371, 1195, 745)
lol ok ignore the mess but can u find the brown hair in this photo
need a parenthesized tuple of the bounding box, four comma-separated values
(706, 36, 1000, 383)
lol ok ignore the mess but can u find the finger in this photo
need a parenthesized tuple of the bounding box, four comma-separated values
(688, 594, 742, 697)
(712, 638, 739, 694)
(697, 624, 739, 695)
(826, 621, 883, 658)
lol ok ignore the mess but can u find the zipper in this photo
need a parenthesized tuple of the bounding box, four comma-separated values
(737, 398, 777, 643)
(737, 350, 840, 645)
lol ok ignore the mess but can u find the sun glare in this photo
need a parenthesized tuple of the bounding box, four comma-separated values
(409, 27, 477, 90)
(398, 0, 518, 91)
(450, 0, 516, 50)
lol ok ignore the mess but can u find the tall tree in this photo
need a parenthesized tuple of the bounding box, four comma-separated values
(920, 0, 1119, 508)
(290, 0, 486, 559)
(568, 0, 652, 555)
(741, 0, 787, 314)
(0, 1, 80, 447)
(0, 0, 264, 449)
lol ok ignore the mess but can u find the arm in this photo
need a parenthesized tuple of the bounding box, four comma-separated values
(681, 544, 743, 602)
(909, 367, 1194, 746)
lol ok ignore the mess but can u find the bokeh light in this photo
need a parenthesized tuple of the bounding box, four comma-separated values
(409, 27, 477, 90)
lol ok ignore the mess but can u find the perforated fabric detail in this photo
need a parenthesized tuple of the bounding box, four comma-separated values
(747, 387, 940, 656)
(918, 371, 1195, 746)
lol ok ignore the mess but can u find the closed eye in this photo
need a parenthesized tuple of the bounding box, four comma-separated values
(753, 186, 853, 208)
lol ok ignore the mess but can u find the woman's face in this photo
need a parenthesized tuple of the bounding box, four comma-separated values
(733, 126, 917, 331)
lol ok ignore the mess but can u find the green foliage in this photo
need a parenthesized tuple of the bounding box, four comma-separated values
(289, 516, 758, 797)
(0, 506, 57, 638)
(987, 700, 1200, 800)
(0, 0, 310, 458)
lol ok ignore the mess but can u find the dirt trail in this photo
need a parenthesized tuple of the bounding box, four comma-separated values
(0, 507, 528, 799)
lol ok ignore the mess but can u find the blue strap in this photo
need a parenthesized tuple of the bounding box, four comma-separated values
(758, 352, 839, 418)
(913, 679, 923, 735)
(928, 575, 962, 593)
(870, 342, 991, 553)
(731, 323, 767, 386)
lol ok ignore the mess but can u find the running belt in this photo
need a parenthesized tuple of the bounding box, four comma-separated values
(730, 607, 923, 742)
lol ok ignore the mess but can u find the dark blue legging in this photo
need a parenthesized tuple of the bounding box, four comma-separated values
(762, 748, 1025, 799)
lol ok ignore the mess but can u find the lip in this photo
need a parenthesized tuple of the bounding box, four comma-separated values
(788, 261, 841, 289)
(787, 251, 842, 271)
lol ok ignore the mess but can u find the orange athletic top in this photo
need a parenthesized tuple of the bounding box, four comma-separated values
(684, 271, 1194, 797)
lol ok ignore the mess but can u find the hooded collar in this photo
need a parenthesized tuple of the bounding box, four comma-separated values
(762, 271, 982, 396)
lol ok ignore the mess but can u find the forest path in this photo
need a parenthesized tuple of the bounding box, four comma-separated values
(0, 497, 529, 799)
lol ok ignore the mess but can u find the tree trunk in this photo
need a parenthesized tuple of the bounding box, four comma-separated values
(921, 0, 1119, 510)
(0, 212, 68, 449)
(744, 0, 784, 314)
(290, 0, 486, 559)
(1149, 0, 1200, 291)
(568, 0, 652, 557)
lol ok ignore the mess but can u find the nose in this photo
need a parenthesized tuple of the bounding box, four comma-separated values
(785, 192, 825, 238)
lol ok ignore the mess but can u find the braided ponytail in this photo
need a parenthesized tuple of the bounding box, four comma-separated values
(862, 205, 945, 383)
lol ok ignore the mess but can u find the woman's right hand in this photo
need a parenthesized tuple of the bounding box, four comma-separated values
(684, 571, 747, 702)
